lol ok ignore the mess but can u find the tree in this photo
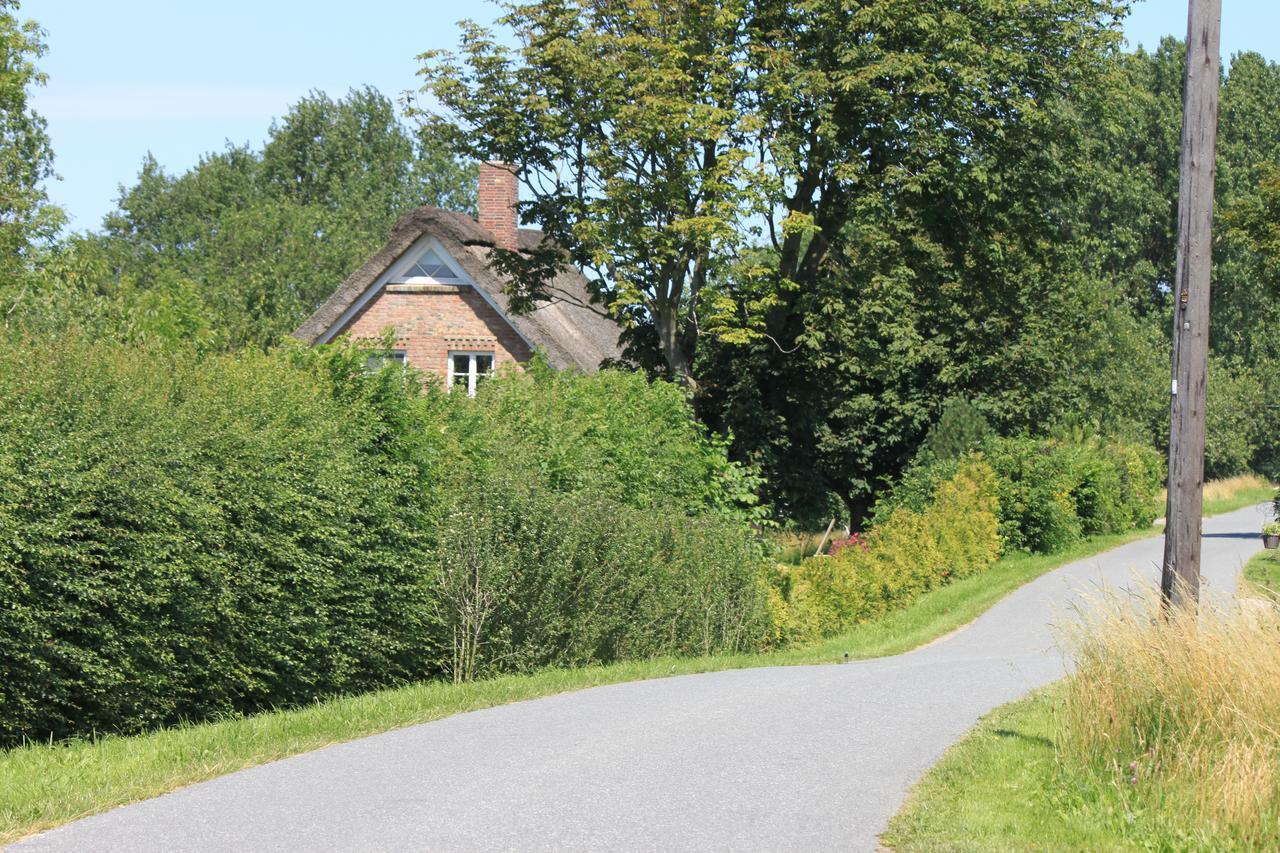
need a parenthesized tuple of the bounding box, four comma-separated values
(1222, 164, 1280, 476)
(418, 0, 758, 386)
(1211, 53, 1280, 367)
(260, 87, 475, 222)
(419, 1, 1131, 526)
(418, 0, 1124, 394)
(50, 87, 478, 349)
(0, 0, 61, 307)
(701, 1, 1129, 524)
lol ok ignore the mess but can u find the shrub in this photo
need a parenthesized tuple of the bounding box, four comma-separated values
(765, 460, 1001, 645)
(427, 364, 772, 679)
(430, 471, 768, 681)
(1205, 360, 1269, 480)
(827, 532, 867, 557)
(917, 397, 994, 466)
(0, 336, 439, 747)
(0, 336, 771, 746)
(875, 435, 1163, 554)
(450, 359, 768, 524)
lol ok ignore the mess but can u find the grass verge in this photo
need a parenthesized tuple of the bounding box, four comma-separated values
(881, 685, 1217, 851)
(4, 492, 1271, 845)
(1201, 480, 1277, 517)
(885, 591, 1280, 852)
(1242, 545, 1280, 600)
(881, 686, 1118, 852)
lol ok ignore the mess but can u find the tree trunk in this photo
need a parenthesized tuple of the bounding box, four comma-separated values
(836, 487, 871, 533)
(655, 294, 697, 391)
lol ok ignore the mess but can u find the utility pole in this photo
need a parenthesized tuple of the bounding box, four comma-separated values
(1162, 0, 1222, 610)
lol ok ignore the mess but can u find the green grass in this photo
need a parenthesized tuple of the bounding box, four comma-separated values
(884, 490, 1279, 853)
(5, 491, 1272, 845)
(885, 689, 1236, 852)
(882, 686, 1146, 852)
(1242, 545, 1280, 601)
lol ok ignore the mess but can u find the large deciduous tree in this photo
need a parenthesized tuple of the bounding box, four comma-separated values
(418, 0, 758, 387)
(702, 0, 1129, 523)
(417, 0, 1124, 399)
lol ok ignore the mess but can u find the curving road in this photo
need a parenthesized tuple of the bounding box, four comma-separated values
(13, 504, 1271, 853)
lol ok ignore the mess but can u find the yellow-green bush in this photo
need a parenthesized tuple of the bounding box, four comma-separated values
(766, 460, 1000, 645)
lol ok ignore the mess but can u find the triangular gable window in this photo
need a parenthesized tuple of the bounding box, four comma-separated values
(401, 247, 459, 281)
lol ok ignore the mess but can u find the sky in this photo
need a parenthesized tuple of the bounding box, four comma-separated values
(24, 0, 1280, 232)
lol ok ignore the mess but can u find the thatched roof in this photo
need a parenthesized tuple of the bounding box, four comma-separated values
(293, 206, 624, 373)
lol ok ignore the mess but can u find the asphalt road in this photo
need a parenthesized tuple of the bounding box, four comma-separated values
(13, 504, 1271, 853)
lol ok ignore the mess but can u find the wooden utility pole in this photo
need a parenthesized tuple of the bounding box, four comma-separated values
(1162, 0, 1222, 610)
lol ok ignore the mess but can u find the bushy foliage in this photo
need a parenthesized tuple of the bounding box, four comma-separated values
(1205, 358, 1273, 480)
(916, 398, 994, 466)
(0, 1, 61, 276)
(3, 88, 476, 350)
(445, 360, 767, 523)
(877, 436, 1163, 554)
(425, 363, 771, 681)
(434, 478, 767, 681)
(0, 335, 441, 747)
(764, 461, 1001, 646)
(0, 338, 768, 746)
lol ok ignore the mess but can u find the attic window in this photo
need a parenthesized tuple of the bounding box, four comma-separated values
(402, 248, 458, 280)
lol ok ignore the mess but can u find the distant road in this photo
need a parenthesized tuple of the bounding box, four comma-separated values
(14, 504, 1269, 853)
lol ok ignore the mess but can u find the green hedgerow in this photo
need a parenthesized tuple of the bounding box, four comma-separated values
(0, 335, 770, 748)
(874, 435, 1163, 555)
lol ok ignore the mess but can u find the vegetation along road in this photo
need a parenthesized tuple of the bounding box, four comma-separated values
(14, 504, 1269, 853)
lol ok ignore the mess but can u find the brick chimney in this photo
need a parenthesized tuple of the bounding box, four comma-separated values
(477, 161, 519, 251)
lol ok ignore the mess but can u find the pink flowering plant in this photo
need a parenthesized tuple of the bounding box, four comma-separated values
(827, 532, 870, 557)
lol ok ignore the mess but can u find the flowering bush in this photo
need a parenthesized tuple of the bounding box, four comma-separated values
(827, 532, 869, 557)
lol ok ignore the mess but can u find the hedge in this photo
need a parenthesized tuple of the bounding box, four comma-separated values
(0, 337, 769, 747)
(0, 339, 442, 746)
(425, 362, 771, 681)
(876, 436, 1163, 554)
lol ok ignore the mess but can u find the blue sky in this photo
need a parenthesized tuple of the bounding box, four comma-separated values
(26, 0, 1280, 231)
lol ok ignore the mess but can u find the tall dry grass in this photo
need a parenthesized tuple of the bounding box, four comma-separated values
(1157, 473, 1273, 506)
(1058, 590, 1280, 846)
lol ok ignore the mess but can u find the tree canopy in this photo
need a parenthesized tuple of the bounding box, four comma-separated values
(0, 0, 59, 280)
(6, 87, 475, 350)
(4, 0, 1279, 523)
(417, 0, 1125, 394)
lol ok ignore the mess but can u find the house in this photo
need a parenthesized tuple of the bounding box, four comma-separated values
(293, 163, 623, 394)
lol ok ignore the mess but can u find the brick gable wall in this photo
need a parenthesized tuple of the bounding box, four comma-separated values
(335, 283, 533, 384)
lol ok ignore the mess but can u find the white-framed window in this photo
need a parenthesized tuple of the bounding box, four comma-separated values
(365, 349, 407, 373)
(448, 351, 495, 396)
